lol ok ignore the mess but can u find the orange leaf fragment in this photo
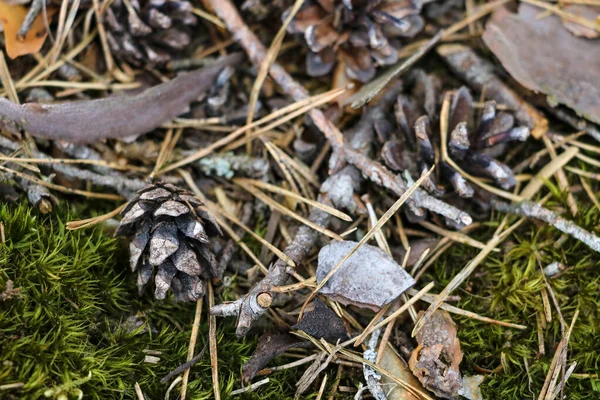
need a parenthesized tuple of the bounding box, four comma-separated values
(0, 2, 52, 59)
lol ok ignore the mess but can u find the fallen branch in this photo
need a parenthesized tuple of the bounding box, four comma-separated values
(491, 200, 600, 253)
(208, 0, 471, 227)
(0, 54, 241, 143)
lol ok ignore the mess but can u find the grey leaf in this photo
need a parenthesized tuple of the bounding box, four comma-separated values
(316, 241, 415, 310)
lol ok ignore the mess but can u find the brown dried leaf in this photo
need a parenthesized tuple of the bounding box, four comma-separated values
(379, 344, 428, 400)
(0, 3, 54, 59)
(409, 310, 463, 399)
(292, 298, 349, 343)
(482, 4, 600, 124)
(316, 241, 415, 311)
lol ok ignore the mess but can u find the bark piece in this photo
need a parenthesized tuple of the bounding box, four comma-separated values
(483, 4, 600, 124)
(316, 241, 415, 311)
(292, 298, 349, 344)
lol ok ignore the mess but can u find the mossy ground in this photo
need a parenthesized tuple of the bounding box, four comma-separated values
(1, 190, 599, 399)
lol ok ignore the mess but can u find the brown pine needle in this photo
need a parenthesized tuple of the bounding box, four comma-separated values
(208, 282, 221, 400)
(234, 178, 352, 221)
(66, 203, 126, 230)
(178, 169, 269, 275)
(354, 282, 435, 347)
(160, 87, 345, 174)
(245, 0, 304, 151)
(407, 289, 527, 330)
(236, 180, 343, 241)
(521, 147, 579, 199)
(418, 220, 495, 251)
(180, 299, 203, 400)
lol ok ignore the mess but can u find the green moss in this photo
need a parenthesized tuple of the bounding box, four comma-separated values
(423, 195, 600, 399)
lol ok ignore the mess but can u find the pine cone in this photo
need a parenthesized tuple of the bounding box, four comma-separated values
(380, 72, 530, 199)
(104, 0, 199, 67)
(116, 183, 222, 301)
(285, 0, 424, 82)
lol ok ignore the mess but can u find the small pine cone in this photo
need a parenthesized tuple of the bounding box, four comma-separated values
(285, 0, 424, 82)
(116, 183, 222, 301)
(380, 72, 530, 200)
(104, 0, 199, 67)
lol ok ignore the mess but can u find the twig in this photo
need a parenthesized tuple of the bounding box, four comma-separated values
(0, 55, 241, 143)
(160, 343, 208, 384)
(17, 0, 45, 40)
(208, 0, 472, 227)
(491, 200, 600, 253)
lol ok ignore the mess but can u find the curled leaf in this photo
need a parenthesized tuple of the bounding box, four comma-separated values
(316, 241, 415, 311)
(409, 310, 463, 399)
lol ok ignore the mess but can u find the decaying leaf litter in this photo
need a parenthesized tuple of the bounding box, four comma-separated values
(0, 0, 599, 399)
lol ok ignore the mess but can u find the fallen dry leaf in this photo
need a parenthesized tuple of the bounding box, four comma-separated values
(292, 298, 349, 343)
(409, 310, 463, 399)
(316, 241, 415, 311)
(379, 344, 427, 400)
(392, 239, 439, 268)
(482, 4, 600, 124)
(0, 2, 54, 59)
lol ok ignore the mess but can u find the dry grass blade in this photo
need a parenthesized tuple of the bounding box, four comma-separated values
(211, 200, 296, 268)
(192, 7, 226, 28)
(134, 382, 145, 400)
(263, 141, 320, 187)
(160, 87, 345, 173)
(418, 220, 494, 251)
(408, 289, 527, 330)
(262, 140, 306, 211)
(236, 180, 343, 241)
(234, 178, 352, 221)
(354, 282, 435, 347)
(66, 203, 126, 230)
(178, 169, 269, 275)
(0, 164, 124, 200)
(412, 218, 526, 336)
(305, 166, 434, 310)
(524, 0, 600, 32)
(520, 146, 579, 199)
(0, 51, 19, 103)
(230, 378, 270, 396)
(245, 0, 304, 149)
(180, 299, 203, 400)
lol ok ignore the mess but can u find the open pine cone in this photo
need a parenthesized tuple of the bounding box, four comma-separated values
(379, 72, 530, 200)
(285, 0, 424, 82)
(104, 0, 199, 66)
(116, 183, 222, 301)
